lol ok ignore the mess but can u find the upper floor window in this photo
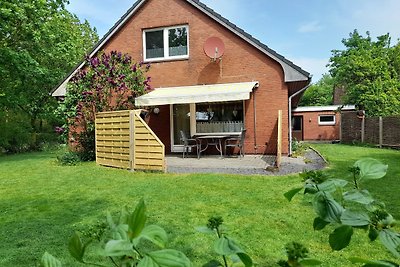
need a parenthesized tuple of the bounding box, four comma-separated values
(143, 25, 188, 61)
(318, 114, 335, 125)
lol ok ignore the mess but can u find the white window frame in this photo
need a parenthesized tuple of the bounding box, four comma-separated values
(318, 114, 336, 125)
(143, 25, 189, 62)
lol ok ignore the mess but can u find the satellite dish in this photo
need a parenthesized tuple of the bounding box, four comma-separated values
(204, 37, 225, 61)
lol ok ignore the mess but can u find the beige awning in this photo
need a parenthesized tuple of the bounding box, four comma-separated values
(135, 81, 259, 106)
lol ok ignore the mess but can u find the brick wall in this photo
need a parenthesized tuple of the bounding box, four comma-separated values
(292, 111, 341, 141)
(99, 0, 298, 154)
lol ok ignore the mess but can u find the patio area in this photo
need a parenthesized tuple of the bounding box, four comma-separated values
(165, 149, 326, 175)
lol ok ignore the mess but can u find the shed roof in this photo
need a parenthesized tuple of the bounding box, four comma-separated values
(51, 0, 311, 97)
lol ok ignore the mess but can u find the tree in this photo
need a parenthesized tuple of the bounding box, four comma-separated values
(328, 30, 400, 116)
(299, 74, 334, 106)
(60, 50, 151, 160)
(0, 0, 98, 150)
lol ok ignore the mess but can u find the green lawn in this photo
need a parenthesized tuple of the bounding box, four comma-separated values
(0, 144, 399, 266)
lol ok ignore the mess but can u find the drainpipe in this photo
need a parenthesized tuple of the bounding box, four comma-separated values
(252, 83, 259, 154)
(288, 84, 311, 156)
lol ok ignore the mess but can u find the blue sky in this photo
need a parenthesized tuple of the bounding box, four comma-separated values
(66, 0, 400, 82)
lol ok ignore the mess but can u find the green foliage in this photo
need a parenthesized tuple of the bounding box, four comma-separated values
(56, 151, 80, 166)
(59, 50, 150, 160)
(43, 199, 191, 267)
(0, 0, 98, 150)
(285, 157, 400, 262)
(199, 216, 253, 267)
(328, 30, 400, 116)
(278, 242, 322, 267)
(299, 74, 334, 106)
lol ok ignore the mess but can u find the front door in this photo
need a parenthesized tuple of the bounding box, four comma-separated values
(292, 115, 303, 141)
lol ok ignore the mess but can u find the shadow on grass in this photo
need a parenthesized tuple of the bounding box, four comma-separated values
(0, 196, 108, 266)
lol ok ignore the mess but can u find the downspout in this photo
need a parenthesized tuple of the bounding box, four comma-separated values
(288, 84, 311, 156)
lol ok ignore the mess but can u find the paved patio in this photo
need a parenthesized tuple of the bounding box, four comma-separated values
(165, 149, 326, 175)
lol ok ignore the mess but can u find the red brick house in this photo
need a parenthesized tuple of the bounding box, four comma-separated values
(52, 0, 311, 155)
(292, 105, 356, 141)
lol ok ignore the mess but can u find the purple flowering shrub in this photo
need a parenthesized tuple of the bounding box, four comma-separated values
(60, 50, 151, 160)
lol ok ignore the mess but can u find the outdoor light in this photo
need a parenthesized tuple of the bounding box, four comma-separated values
(153, 107, 160, 114)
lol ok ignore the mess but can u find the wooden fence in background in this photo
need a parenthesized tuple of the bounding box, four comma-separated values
(95, 110, 165, 172)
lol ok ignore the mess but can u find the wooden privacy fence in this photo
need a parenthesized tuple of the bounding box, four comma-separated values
(341, 111, 400, 148)
(95, 110, 165, 172)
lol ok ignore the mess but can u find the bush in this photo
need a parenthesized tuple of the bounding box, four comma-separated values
(0, 110, 32, 153)
(56, 151, 80, 166)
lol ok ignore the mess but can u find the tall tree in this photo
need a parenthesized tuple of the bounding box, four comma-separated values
(299, 74, 334, 106)
(328, 30, 400, 116)
(0, 0, 98, 135)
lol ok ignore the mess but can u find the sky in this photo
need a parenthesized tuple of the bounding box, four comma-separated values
(66, 0, 400, 82)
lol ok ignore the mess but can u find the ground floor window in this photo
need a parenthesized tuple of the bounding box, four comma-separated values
(195, 101, 244, 133)
(318, 114, 335, 125)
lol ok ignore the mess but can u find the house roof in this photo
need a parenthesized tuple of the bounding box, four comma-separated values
(51, 0, 311, 97)
(292, 105, 356, 113)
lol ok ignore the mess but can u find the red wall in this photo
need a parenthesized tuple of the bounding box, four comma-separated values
(294, 111, 341, 141)
(101, 0, 292, 154)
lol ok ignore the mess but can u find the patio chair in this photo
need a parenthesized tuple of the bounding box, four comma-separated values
(180, 130, 200, 158)
(224, 128, 246, 157)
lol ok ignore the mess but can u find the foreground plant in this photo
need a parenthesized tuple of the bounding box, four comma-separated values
(41, 199, 191, 267)
(277, 241, 321, 267)
(197, 216, 253, 267)
(285, 158, 400, 266)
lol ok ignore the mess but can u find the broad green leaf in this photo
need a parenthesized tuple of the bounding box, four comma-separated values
(129, 198, 147, 239)
(137, 249, 191, 267)
(313, 217, 330, 230)
(110, 224, 129, 241)
(313, 192, 343, 223)
(349, 257, 399, 266)
(284, 187, 303, 201)
(237, 252, 253, 267)
(214, 236, 244, 255)
(341, 210, 370, 226)
(202, 260, 223, 267)
(298, 258, 323, 266)
(318, 179, 348, 192)
(329, 225, 354, 251)
(40, 252, 62, 267)
(195, 226, 215, 234)
(354, 158, 388, 181)
(343, 189, 374, 205)
(136, 225, 168, 248)
(103, 240, 135, 257)
(379, 229, 400, 258)
(68, 232, 85, 263)
(106, 211, 116, 228)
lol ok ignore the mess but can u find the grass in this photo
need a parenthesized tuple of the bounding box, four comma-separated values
(0, 144, 399, 266)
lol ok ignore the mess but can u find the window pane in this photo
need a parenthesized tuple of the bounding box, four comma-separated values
(319, 115, 334, 122)
(292, 116, 302, 131)
(146, 30, 164, 58)
(195, 102, 243, 133)
(168, 27, 188, 56)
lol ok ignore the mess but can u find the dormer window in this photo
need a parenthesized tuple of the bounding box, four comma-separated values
(143, 25, 189, 61)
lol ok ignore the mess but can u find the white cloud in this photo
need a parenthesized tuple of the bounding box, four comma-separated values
(336, 0, 400, 40)
(298, 21, 323, 33)
(290, 57, 330, 82)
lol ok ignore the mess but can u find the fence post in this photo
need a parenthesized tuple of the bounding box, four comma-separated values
(379, 116, 383, 148)
(361, 116, 365, 143)
(276, 110, 282, 168)
(129, 110, 135, 170)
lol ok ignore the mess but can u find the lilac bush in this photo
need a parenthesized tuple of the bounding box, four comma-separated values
(60, 50, 151, 160)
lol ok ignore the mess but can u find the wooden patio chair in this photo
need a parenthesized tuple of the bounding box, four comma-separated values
(180, 130, 200, 158)
(224, 128, 246, 157)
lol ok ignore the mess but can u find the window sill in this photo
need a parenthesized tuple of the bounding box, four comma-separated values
(144, 56, 189, 64)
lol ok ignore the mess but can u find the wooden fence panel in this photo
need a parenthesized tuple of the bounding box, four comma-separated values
(95, 110, 165, 171)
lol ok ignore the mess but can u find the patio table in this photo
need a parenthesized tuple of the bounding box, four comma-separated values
(194, 133, 240, 158)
